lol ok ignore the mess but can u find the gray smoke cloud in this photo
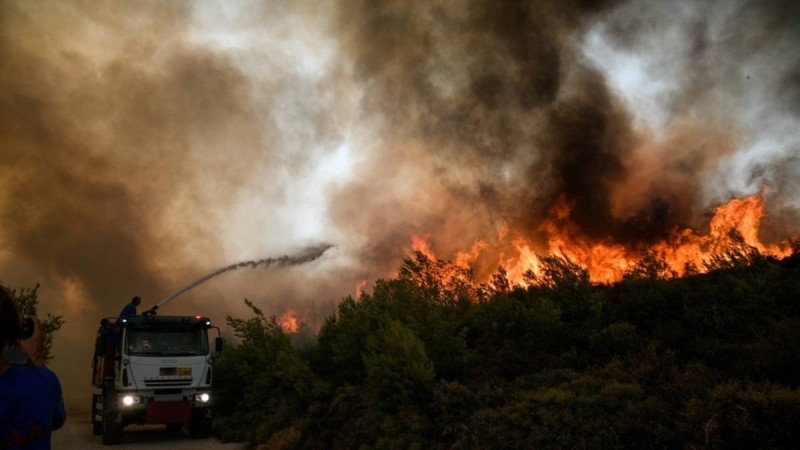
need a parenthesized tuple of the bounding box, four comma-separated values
(0, 0, 338, 408)
(1, 0, 798, 408)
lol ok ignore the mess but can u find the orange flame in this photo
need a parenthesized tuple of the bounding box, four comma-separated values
(355, 279, 367, 298)
(409, 194, 794, 286)
(411, 233, 437, 261)
(278, 309, 302, 333)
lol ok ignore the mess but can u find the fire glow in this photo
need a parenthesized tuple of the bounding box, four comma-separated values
(412, 195, 794, 285)
(278, 309, 302, 333)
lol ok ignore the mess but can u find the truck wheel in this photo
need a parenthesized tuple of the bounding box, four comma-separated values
(91, 395, 103, 436)
(166, 423, 183, 432)
(188, 409, 212, 439)
(102, 393, 123, 445)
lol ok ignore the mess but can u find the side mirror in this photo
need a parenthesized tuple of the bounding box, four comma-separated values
(215, 337, 223, 353)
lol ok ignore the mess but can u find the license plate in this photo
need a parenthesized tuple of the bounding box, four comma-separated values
(160, 367, 192, 376)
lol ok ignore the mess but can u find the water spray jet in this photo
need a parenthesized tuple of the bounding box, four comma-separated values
(146, 243, 333, 313)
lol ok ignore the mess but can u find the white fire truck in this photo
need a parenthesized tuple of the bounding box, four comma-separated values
(91, 314, 223, 445)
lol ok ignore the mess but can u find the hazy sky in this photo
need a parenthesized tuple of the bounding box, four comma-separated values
(1, 0, 798, 408)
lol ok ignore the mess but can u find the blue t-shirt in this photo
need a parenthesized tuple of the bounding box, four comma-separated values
(119, 302, 137, 319)
(0, 365, 66, 450)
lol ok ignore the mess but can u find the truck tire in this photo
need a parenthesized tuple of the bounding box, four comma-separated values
(166, 423, 183, 432)
(102, 391, 123, 445)
(91, 395, 103, 436)
(188, 409, 212, 439)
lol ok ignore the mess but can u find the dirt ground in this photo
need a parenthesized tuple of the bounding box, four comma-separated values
(52, 413, 241, 449)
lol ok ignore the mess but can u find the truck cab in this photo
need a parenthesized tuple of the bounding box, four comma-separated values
(91, 315, 222, 445)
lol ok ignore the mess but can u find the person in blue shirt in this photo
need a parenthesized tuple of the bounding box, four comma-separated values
(110, 296, 142, 349)
(0, 283, 66, 450)
(119, 296, 141, 319)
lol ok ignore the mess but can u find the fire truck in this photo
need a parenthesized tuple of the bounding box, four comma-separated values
(91, 314, 223, 445)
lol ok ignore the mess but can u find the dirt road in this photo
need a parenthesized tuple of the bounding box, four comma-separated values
(52, 413, 241, 449)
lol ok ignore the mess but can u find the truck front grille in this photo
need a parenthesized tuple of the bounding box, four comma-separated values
(144, 378, 193, 387)
(155, 388, 183, 395)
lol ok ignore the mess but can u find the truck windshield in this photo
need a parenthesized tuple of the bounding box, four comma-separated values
(125, 328, 209, 356)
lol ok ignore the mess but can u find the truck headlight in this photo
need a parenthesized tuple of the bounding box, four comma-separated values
(122, 395, 136, 406)
(194, 393, 211, 403)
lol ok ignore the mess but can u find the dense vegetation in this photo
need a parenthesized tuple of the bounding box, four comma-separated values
(214, 241, 800, 449)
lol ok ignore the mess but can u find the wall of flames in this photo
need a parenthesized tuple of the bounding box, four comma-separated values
(412, 194, 794, 285)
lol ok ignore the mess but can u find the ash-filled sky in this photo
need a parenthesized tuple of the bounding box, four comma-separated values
(2, 0, 799, 408)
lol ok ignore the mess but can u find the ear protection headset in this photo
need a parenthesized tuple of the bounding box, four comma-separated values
(0, 289, 33, 344)
(0, 309, 21, 344)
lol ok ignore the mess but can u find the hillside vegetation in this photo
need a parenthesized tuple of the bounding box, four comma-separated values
(214, 242, 800, 449)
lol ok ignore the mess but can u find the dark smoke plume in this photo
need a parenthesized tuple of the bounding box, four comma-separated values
(329, 0, 800, 276)
(329, 0, 640, 276)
